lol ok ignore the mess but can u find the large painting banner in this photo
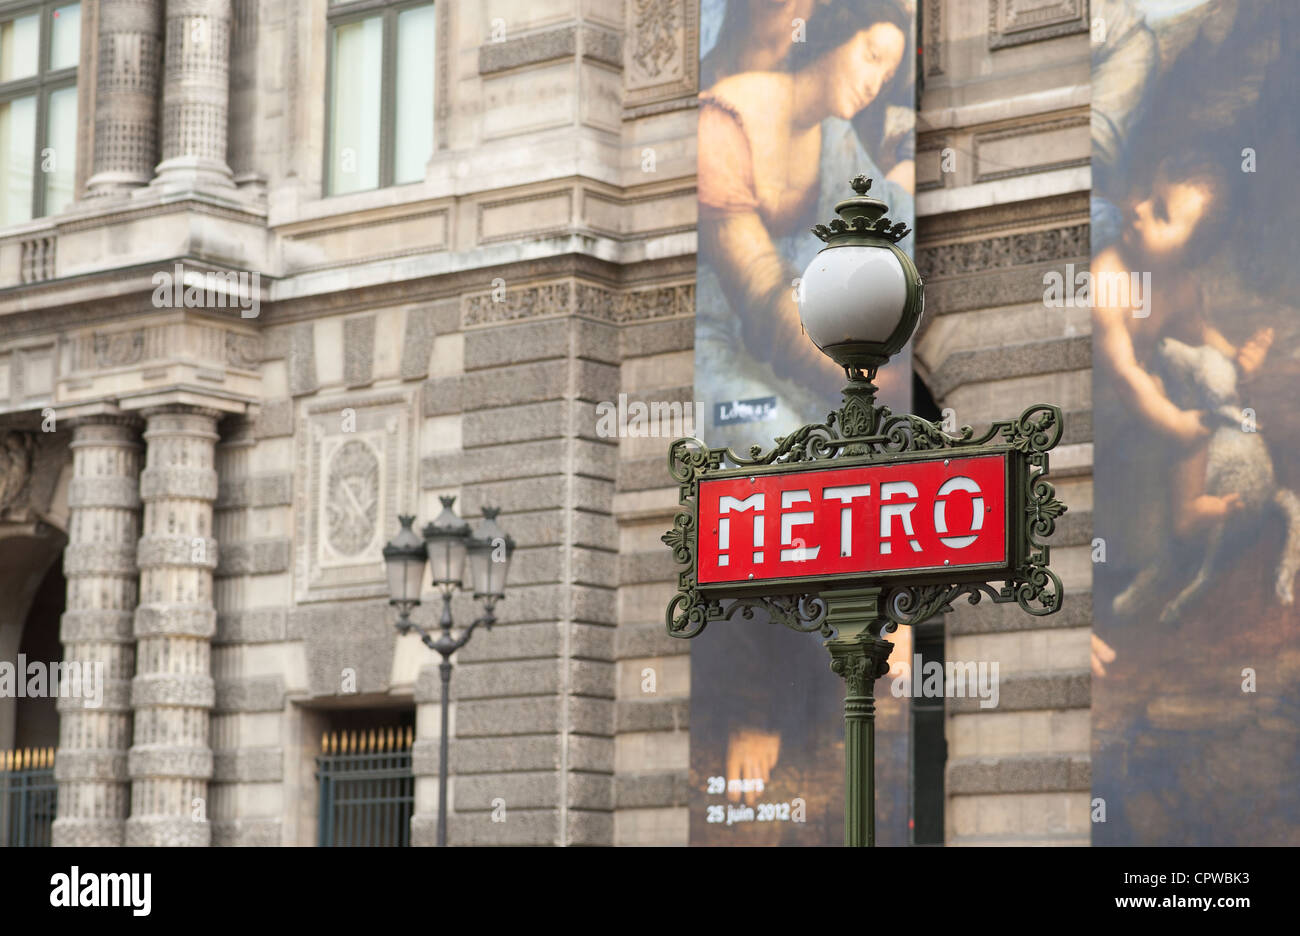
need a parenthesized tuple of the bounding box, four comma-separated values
(1091, 0, 1300, 844)
(691, 0, 917, 845)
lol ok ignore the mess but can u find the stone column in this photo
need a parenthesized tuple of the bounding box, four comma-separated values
(53, 416, 143, 847)
(125, 406, 221, 847)
(86, 1, 164, 196)
(153, 0, 235, 190)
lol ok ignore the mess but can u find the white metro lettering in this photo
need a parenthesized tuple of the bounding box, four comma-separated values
(697, 454, 1006, 584)
(718, 493, 764, 567)
(823, 484, 872, 557)
(879, 481, 921, 555)
(780, 490, 820, 562)
(935, 476, 983, 549)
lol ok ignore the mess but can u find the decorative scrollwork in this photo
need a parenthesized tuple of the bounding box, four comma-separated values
(663, 582, 832, 641)
(661, 510, 693, 565)
(720, 593, 832, 638)
(1005, 403, 1064, 454)
(884, 564, 1063, 629)
(663, 574, 720, 640)
(1027, 476, 1067, 542)
(885, 582, 1005, 630)
(667, 437, 719, 485)
(665, 379, 1063, 476)
(1012, 564, 1064, 617)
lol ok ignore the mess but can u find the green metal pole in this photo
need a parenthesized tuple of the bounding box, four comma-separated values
(823, 586, 894, 847)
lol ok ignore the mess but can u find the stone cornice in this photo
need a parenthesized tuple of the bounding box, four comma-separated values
(915, 192, 1088, 243)
(265, 251, 695, 325)
(477, 23, 622, 77)
(0, 250, 698, 346)
(0, 260, 277, 337)
(3, 191, 267, 244)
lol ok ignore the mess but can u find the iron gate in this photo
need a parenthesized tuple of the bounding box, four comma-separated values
(1, 748, 56, 847)
(316, 728, 414, 847)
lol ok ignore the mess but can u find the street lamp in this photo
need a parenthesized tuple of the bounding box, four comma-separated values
(800, 174, 925, 848)
(383, 515, 427, 631)
(382, 496, 515, 847)
(662, 175, 1066, 848)
(423, 494, 471, 591)
(464, 507, 515, 603)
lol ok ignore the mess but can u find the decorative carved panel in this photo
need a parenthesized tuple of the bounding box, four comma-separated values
(53, 313, 262, 412)
(916, 223, 1090, 280)
(461, 279, 695, 328)
(324, 439, 381, 559)
(0, 430, 35, 516)
(94, 330, 145, 368)
(294, 390, 417, 603)
(926, 0, 945, 76)
(624, 0, 698, 114)
(988, 0, 1088, 50)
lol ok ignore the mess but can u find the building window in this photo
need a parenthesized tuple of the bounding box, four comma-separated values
(0, 1, 79, 225)
(326, 0, 435, 196)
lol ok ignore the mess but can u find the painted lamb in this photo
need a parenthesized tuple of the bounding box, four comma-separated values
(1112, 336, 1300, 625)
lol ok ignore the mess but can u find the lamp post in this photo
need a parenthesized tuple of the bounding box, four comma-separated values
(662, 175, 1066, 847)
(382, 496, 515, 847)
(798, 175, 925, 847)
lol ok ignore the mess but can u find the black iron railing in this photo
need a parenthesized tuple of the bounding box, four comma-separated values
(316, 728, 414, 847)
(1, 748, 56, 847)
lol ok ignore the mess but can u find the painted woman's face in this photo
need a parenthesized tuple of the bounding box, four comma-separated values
(828, 22, 906, 120)
(1126, 177, 1215, 261)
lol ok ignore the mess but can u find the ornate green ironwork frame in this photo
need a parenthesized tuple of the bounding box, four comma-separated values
(661, 373, 1068, 642)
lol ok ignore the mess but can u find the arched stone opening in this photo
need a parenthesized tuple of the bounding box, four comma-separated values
(0, 531, 68, 753)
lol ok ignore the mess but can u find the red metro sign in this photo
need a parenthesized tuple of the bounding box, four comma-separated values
(696, 453, 1010, 589)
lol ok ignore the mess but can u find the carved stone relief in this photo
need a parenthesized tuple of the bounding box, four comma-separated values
(295, 391, 416, 603)
(463, 280, 695, 328)
(324, 439, 380, 558)
(988, 0, 1088, 50)
(0, 431, 34, 515)
(624, 0, 698, 114)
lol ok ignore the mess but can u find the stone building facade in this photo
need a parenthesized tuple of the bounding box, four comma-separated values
(0, 0, 1091, 846)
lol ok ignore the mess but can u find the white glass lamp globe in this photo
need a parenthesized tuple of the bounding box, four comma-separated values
(800, 246, 908, 350)
(799, 176, 924, 372)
